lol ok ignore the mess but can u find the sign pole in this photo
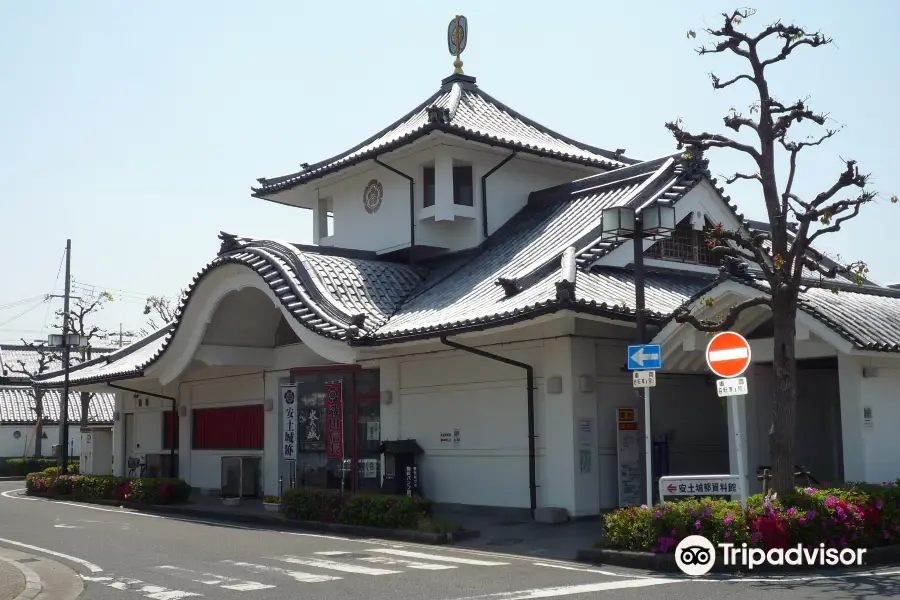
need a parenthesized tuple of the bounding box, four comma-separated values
(643, 387, 652, 505)
(728, 393, 748, 508)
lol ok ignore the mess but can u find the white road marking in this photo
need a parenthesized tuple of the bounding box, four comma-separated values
(54, 524, 81, 529)
(222, 560, 341, 583)
(709, 347, 749, 362)
(273, 555, 402, 575)
(359, 555, 456, 570)
(693, 568, 900, 583)
(0, 536, 103, 572)
(445, 577, 681, 599)
(370, 548, 509, 566)
(156, 565, 275, 591)
(314, 550, 350, 555)
(82, 575, 201, 599)
(531, 562, 655, 579)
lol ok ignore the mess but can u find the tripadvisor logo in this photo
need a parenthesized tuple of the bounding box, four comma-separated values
(674, 535, 867, 576)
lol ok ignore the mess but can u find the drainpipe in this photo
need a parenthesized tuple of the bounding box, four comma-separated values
(106, 382, 177, 478)
(481, 152, 517, 239)
(374, 158, 416, 264)
(439, 335, 537, 519)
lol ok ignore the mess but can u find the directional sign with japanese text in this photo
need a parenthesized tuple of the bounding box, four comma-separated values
(658, 474, 742, 500)
(280, 383, 299, 460)
(716, 376, 748, 397)
(706, 331, 751, 378)
(627, 344, 662, 370)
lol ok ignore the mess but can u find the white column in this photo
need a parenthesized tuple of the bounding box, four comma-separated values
(178, 386, 191, 483)
(263, 370, 282, 496)
(378, 360, 401, 441)
(112, 392, 125, 477)
(540, 337, 576, 514)
(434, 152, 455, 222)
(838, 353, 866, 482)
(570, 337, 600, 517)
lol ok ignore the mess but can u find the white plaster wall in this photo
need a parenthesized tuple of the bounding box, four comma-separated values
(839, 354, 900, 484)
(309, 138, 599, 254)
(182, 372, 266, 491)
(379, 339, 552, 511)
(0, 425, 83, 458)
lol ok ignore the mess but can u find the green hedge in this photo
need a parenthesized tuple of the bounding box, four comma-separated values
(1, 459, 79, 476)
(602, 481, 900, 553)
(281, 489, 440, 531)
(25, 472, 190, 506)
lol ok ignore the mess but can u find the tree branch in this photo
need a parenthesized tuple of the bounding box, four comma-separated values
(710, 72, 755, 90)
(724, 111, 759, 133)
(760, 25, 832, 67)
(665, 120, 761, 160)
(674, 296, 772, 333)
(726, 172, 761, 184)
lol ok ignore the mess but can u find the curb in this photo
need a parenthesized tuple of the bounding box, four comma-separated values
(0, 556, 42, 600)
(0, 477, 26, 482)
(577, 543, 900, 574)
(29, 494, 480, 545)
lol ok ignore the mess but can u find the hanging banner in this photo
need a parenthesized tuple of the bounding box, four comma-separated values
(325, 380, 344, 460)
(281, 383, 299, 460)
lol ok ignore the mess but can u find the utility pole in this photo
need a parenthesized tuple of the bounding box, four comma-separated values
(59, 239, 72, 474)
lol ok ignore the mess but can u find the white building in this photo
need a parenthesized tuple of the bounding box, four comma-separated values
(34, 41, 900, 519)
(0, 345, 115, 460)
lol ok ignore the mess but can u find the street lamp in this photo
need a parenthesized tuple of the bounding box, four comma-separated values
(601, 202, 676, 506)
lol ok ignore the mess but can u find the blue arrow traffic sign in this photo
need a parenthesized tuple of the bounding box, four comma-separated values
(627, 344, 662, 370)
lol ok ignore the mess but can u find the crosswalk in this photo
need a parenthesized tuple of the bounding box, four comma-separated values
(80, 547, 516, 598)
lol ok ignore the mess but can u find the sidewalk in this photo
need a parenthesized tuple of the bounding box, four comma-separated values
(0, 547, 84, 600)
(434, 511, 604, 561)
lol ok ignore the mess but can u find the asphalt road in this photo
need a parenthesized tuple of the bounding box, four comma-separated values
(1, 482, 900, 600)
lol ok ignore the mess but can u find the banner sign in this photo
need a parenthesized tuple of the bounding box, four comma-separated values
(281, 384, 299, 460)
(325, 380, 344, 460)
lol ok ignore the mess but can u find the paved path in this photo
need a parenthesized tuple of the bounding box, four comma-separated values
(1, 482, 900, 599)
(0, 553, 25, 600)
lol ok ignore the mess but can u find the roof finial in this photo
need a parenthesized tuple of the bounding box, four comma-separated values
(447, 15, 468, 74)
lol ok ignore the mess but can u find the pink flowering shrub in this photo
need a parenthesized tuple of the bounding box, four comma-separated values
(602, 498, 750, 552)
(601, 481, 900, 553)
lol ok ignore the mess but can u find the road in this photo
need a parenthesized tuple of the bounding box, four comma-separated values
(1, 481, 899, 600)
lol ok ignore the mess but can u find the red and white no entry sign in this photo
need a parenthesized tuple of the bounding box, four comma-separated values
(705, 331, 751, 378)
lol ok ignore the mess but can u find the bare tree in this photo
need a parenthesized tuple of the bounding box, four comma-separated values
(667, 9, 897, 494)
(141, 291, 184, 335)
(5, 288, 119, 454)
(4, 343, 61, 458)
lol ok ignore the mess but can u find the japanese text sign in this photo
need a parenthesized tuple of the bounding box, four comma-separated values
(325, 380, 344, 460)
(281, 384, 298, 460)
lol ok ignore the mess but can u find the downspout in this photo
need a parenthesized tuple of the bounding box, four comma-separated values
(481, 152, 517, 239)
(374, 158, 416, 264)
(106, 381, 177, 478)
(439, 335, 537, 519)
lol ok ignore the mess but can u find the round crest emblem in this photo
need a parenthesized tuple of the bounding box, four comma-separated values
(363, 179, 383, 214)
(283, 390, 295, 404)
(327, 388, 339, 401)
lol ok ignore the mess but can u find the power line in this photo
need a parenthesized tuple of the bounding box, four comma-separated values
(0, 297, 50, 328)
(0, 295, 48, 311)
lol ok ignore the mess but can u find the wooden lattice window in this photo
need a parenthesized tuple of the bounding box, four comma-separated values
(646, 218, 719, 266)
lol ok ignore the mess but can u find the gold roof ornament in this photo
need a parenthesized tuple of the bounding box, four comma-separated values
(447, 15, 468, 74)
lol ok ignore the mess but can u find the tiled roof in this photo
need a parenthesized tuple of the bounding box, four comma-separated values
(662, 272, 900, 353)
(0, 387, 115, 424)
(252, 73, 638, 196)
(34, 327, 170, 388)
(0, 346, 117, 382)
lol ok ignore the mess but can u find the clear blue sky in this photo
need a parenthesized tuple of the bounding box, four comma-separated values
(2, 1, 898, 343)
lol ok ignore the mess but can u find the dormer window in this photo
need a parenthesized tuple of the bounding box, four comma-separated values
(423, 166, 436, 208)
(646, 216, 718, 266)
(453, 164, 474, 206)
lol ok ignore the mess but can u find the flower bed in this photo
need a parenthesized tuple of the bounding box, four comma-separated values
(25, 472, 190, 505)
(281, 488, 462, 533)
(602, 481, 900, 553)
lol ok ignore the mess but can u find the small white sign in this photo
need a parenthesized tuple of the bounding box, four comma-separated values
(632, 370, 656, 388)
(863, 406, 874, 429)
(366, 421, 380, 441)
(659, 474, 741, 499)
(453, 428, 460, 448)
(716, 377, 748, 397)
(363, 459, 378, 478)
